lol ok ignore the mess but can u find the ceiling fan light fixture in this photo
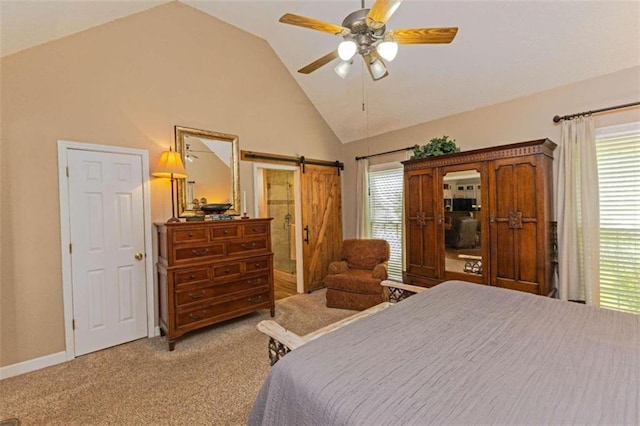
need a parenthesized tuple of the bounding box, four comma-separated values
(369, 59, 387, 79)
(376, 40, 398, 61)
(338, 40, 357, 61)
(334, 60, 353, 79)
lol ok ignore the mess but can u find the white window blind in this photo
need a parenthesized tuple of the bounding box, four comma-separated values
(596, 122, 640, 314)
(368, 164, 404, 281)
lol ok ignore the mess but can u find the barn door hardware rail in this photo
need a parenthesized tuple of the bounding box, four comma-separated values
(241, 150, 344, 174)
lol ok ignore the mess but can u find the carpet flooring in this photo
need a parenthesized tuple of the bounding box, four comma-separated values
(0, 289, 354, 425)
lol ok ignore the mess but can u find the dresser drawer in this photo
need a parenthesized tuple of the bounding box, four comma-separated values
(172, 227, 208, 244)
(227, 238, 268, 255)
(213, 262, 242, 281)
(211, 225, 239, 239)
(242, 222, 269, 237)
(173, 243, 225, 264)
(174, 267, 210, 287)
(175, 275, 269, 306)
(176, 290, 270, 327)
(244, 256, 271, 273)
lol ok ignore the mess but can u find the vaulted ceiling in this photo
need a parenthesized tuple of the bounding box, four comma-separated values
(2, 0, 639, 143)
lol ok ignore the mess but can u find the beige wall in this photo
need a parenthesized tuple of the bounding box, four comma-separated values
(341, 66, 640, 238)
(0, 2, 343, 367)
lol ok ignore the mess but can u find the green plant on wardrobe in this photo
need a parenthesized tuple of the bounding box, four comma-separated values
(411, 135, 460, 159)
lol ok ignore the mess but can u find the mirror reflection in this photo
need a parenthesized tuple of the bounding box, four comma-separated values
(175, 126, 240, 217)
(443, 170, 482, 276)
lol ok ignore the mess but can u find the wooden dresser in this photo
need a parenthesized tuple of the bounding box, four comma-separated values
(156, 218, 274, 350)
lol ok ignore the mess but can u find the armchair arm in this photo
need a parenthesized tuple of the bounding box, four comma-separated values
(371, 263, 388, 280)
(328, 260, 349, 274)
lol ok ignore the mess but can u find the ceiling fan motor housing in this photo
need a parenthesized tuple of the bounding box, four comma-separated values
(341, 9, 385, 55)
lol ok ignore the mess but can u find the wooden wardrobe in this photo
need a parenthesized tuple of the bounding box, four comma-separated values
(403, 139, 557, 296)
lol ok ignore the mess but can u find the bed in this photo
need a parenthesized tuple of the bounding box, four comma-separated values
(249, 280, 640, 425)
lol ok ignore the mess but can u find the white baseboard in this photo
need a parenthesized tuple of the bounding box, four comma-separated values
(0, 351, 68, 380)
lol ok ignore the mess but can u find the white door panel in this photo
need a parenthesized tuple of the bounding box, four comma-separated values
(68, 149, 147, 356)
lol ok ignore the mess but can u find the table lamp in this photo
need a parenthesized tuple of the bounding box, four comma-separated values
(153, 147, 187, 223)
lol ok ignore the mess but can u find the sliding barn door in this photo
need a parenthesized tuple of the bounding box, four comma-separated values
(301, 164, 343, 293)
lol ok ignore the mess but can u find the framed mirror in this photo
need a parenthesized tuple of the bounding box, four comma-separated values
(175, 126, 240, 217)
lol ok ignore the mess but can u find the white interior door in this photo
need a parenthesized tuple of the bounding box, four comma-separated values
(67, 149, 147, 355)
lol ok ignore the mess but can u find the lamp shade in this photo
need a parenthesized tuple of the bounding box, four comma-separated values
(369, 59, 387, 79)
(338, 40, 357, 61)
(152, 149, 187, 179)
(334, 60, 353, 79)
(376, 41, 398, 61)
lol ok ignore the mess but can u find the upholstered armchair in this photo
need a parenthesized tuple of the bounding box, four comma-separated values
(324, 239, 390, 311)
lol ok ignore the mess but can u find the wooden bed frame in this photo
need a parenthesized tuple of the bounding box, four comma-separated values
(257, 281, 426, 365)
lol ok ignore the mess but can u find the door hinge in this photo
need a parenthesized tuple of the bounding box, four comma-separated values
(72, 319, 75, 330)
(69, 243, 72, 254)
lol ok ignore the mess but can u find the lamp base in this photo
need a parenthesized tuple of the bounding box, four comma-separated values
(166, 216, 181, 223)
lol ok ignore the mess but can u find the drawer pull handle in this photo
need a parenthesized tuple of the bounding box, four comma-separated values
(241, 242, 257, 249)
(192, 248, 210, 256)
(255, 262, 262, 267)
(189, 274, 196, 279)
(248, 278, 262, 285)
(189, 310, 207, 320)
(188, 291, 206, 300)
(188, 232, 194, 237)
(248, 295, 263, 303)
(252, 227, 259, 233)
(224, 268, 230, 274)
(223, 229, 229, 234)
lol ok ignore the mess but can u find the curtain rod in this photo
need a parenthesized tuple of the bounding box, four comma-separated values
(552, 101, 640, 123)
(355, 146, 415, 161)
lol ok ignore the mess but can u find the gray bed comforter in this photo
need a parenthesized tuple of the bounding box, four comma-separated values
(249, 280, 640, 425)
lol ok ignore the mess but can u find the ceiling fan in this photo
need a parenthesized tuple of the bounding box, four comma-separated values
(279, 0, 458, 81)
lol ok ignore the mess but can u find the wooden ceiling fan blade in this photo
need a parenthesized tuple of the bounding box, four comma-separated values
(388, 27, 458, 44)
(279, 13, 350, 35)
(363, 53, 389, 81)
(298, 51, 339, 74)
(366, 0, 403, 29)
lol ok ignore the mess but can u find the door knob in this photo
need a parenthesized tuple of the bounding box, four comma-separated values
(134, 252, 144, 261)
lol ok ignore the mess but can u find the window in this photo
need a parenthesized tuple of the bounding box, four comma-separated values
(596, 122, 640, 314)
(368, 164, 404, 281)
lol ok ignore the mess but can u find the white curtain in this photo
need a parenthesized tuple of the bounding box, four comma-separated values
(556, 116, 600, 305)
(355, 158, 370, 238)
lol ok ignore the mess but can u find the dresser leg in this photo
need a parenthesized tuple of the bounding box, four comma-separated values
(168, 339, 176, 351)
(270, 307, 275, 317)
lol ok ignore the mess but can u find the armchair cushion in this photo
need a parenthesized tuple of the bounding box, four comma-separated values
(324, 269, 384, 294)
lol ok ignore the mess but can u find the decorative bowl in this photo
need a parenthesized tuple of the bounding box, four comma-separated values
(200, 203, 232, 214)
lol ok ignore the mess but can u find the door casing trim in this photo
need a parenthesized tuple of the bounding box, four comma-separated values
(252, 163, 304, 293)
(57, 140, 156, 360)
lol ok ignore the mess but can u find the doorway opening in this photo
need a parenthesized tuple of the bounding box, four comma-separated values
(253, 164, 303, 299)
